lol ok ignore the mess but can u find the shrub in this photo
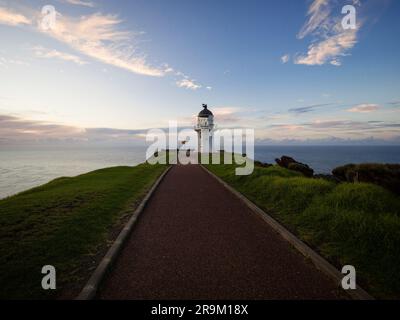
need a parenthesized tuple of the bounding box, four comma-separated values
(332, 163, 400, 194)
(297, 183, 400, 297)
(288, 162, 314, 177)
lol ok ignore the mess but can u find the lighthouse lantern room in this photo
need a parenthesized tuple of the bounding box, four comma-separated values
(195, 104, 214, 153)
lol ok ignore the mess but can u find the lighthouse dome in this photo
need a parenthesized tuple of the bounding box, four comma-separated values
(198, 104, 213, 118)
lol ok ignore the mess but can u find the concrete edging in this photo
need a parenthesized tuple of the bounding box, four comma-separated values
(76, 165, 172, 300)
(201, 165, 374, 301)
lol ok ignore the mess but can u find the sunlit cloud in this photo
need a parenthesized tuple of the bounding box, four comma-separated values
(1, 5, 205, 85)
(41, 13, 166, 77)
(1, 113, 400, 144)
(294, 0, 361, 66)
(0, 6, 31, 26)
(297, 0, 331, 39)
(176, 78, 202, 90)
(60, 0, 96, 8)
(0, 114, 147, 142)
(347, 104, 381, 113)
(32, 46, 87, 65)
(212, 107, 242, 122)
(295, 29, 357, 66)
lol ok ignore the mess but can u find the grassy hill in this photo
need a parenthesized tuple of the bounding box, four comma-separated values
(0, 163, 167, 299)
(206, 163, 400, 299)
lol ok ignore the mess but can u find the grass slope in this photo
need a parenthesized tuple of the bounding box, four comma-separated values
(206, 163, 400, 299)
(0, 163, 166, 299)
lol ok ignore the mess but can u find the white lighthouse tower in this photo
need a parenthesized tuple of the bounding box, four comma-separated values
(195, 104, 214, 153)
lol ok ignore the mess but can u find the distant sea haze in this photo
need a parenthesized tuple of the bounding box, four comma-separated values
(0, 145, 399, 199)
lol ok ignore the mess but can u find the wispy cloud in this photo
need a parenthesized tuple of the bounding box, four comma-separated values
(295, 29, 357, 66)
(270, 119, 400, 132)
(176, 78, 202, 90)
(387, 100, 400, 107)
(0, 114, 84, 139)
(1, 5, 207, 87)
(0, 114, 147, 142)
(212, 107, 243, 122)
(41, 13, 166, 77)
(0, 56, 29, 67)
(294, 0, 361, 66)
(281, 54, 290, 64)
(60, 0, 96, 8)
(297, 0, 331, 39)
(2, 113, 399, 144)
(0, 6, 31, 26)
(347, 103, 380, 113)
(289, 103, 333, 114)
(32, 46, 87, 65)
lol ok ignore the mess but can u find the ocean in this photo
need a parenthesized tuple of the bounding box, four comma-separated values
(0, 145, 399, 199)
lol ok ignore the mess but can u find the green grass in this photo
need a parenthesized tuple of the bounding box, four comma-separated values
(205, 163, 400, 299)
(0, 163, 167, 299)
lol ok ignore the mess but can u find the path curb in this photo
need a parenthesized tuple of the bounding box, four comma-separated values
(76, 165, 172, 300)
(201, 165, 374, 301)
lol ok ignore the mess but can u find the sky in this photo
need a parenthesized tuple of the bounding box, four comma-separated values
(0, 0, 400, 145)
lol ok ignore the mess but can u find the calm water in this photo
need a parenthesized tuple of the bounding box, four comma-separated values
(255, 145, 400, 174)
(0, 145, 399, 199)
(0, 146, 147, 199)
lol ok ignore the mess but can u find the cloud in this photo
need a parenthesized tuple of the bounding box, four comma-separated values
(281, 54, 290, 64)
(212, 107, 243, 123)
(294, 0, 361, 66)
(387, 100, 400, 107)
(40, 13, 166, 77)
(1, 5, 207, 89)
(60, 0, 96, 8)
(295, 29, 357, 66)
(266, 120, 400, 140)
(289, 103, 333, 114)
(300, 119, 399, 131)
(347, 104, 380, 113)
(0, 114, 148, 142)
(32, 46, 87, 65)
(0, 6, 31, 26)
(297, 0, 331, 39)
(0, 56, 29, 67)
(330, 59, 341, 66)
(176, 78, 202, 90)
(256, 136, 400, 146)
(0, 114, 84, 139)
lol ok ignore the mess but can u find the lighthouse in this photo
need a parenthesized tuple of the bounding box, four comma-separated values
(195, 104, 214, 153)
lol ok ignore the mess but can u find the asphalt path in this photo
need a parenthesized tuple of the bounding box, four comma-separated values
(99, 165, 341, 299)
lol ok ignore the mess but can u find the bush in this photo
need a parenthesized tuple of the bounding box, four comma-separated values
(254, 160, 272, 168)
(332, 163, 400, 194)
(276, 156, 314, 177)
(297, 183, 400, 297)
(288, 162, 314, 177)
(249, 176, 333, 217)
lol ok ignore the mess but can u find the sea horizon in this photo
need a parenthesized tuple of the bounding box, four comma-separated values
(1, 144, 399, 200)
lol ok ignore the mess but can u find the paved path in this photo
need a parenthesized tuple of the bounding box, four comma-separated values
(99, 165, 341, 299)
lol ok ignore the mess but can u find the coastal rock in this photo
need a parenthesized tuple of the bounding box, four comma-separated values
(332, 163, 400, 194)
(275, 156, 314, 177)
(275, 156, 297, 168)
